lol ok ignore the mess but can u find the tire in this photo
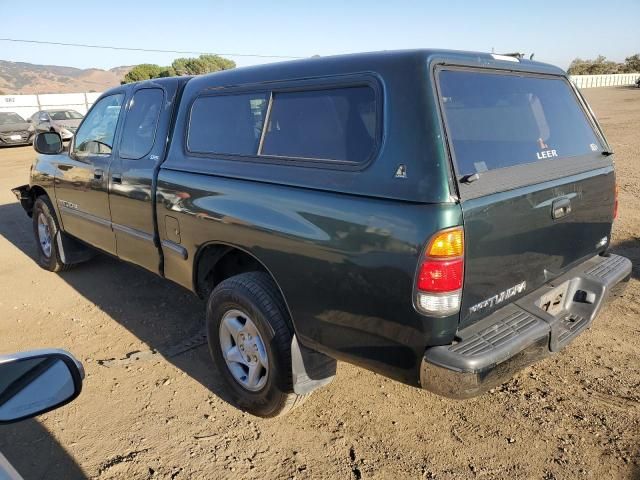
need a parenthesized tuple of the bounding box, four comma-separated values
(206, 272, 308, 417)
(32, 196, 72, 272)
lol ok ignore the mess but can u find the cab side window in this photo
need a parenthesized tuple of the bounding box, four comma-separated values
(119, 88, 164, 159)
(73, 94, 124, 157)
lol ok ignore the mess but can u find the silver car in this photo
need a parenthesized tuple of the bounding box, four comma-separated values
(0, 112, 35, 146)
(29, 109, 84, 141)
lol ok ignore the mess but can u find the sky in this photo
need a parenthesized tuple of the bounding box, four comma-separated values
(1, 0, 639, 71)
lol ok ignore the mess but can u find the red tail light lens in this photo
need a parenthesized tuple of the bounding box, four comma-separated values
(613, 182, 619, 220)
(414, 227, 464, 317)
(417, 259, 463, 292)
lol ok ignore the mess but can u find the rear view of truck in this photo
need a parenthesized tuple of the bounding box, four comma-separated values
(419, 64, 631, 398)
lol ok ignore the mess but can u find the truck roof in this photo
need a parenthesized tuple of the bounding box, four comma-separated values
(188, 48, 566, 88)
(117, 49, 566, 93)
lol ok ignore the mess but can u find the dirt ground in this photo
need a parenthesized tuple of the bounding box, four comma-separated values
(0, 87, 638, 480)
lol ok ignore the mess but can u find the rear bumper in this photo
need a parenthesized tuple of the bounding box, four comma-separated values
(420, 253, 631, 399)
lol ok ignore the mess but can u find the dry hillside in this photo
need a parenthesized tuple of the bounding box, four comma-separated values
(0, 60, 132, 94)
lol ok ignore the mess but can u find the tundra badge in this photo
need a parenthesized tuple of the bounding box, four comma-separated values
(469, 281, 527, 313)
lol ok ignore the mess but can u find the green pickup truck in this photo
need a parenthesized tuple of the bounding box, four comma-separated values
(13, 50, 631, 417)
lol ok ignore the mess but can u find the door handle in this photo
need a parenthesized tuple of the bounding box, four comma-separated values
(112, 173, 122, 184)
(94, 168, 104, 180)
(552, 198, 572, 219)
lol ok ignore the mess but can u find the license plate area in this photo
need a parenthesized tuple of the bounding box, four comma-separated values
(9, 134, 22, 141)
(535, 281, 570, 317)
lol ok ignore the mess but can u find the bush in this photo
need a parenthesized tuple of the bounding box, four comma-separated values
(568, 54, 640, 75)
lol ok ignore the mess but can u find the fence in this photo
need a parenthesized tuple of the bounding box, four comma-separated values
(0, 92, 103, 120)
(570, 73, 640, 89)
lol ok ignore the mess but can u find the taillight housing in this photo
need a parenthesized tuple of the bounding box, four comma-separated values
(414, 227, 464, 317)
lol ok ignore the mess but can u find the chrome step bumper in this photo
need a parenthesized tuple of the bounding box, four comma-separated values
(420, 254, 632, 399)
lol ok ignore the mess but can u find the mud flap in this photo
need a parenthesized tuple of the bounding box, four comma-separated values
(55, 231, 95, 265)
(291, 335, 337, 395)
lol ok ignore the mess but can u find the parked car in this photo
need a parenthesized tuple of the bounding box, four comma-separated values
(0, 349, 84, 479)
(13, 50, 631, 417)
(29, 109, 84, 141)
(0, 112, 34, 146)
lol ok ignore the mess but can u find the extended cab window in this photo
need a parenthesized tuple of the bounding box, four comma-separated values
(120, 88, 164, 159)
(261, 86, 376, 163)
(73, 94, 124, 156)
(188, 93, 268, 155)
(439, 70, 602, 177)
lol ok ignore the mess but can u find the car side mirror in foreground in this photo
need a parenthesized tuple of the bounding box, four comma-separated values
(33, 132, 63, 155)
(0, 349, 84, 424)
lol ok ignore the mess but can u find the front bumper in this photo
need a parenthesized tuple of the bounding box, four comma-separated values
(57, 127, 77, 140)
(420, 254, 632, 399)
(0, 133, 33, 145)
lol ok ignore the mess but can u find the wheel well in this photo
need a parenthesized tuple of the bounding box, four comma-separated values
(195, 244, 269, 299)
(20, 185, 48, 216)
(30, 185, 47, 199)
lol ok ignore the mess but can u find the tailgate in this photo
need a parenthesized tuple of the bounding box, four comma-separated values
(437, 68, 616, 328)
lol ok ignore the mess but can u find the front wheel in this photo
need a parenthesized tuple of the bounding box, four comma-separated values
(206, 272, 308, 417)
(32, 196, 72, 272)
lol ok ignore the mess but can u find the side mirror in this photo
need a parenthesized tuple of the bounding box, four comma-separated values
(0, 349, 83, 424)
(34, 132, 63, 155)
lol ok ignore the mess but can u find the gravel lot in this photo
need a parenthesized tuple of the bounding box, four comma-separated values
(0, 87, 638, 480)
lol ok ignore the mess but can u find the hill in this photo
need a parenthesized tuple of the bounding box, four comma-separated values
(0, 60, 132, 94)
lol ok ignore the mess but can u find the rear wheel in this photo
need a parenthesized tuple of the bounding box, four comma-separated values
(206, 272, 307, 417)
(32, 196, 72, 272)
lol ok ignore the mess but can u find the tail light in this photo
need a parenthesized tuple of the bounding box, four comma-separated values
(613, 181, 619, 220)
(414, 227, 464, 317)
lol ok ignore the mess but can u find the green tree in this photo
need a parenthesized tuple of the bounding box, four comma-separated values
(567, 55, 622, 75)
(170, 54, 235, 76)
(121, 64, 165, 84)
(121, 54, 235, 84)
(623, 54, 640, 73)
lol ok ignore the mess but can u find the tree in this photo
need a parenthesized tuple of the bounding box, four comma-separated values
(623, 54, 640, 73)
(121, 64, 165, 84)
(121, 54, 236, 84)
(567, 55, 622, 75)
(170, 54, 235, 76)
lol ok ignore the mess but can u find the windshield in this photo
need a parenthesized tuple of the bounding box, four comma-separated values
(48, 110, 84, 121)
(0, 112, 26, 125)
(439, 70, 603, 177)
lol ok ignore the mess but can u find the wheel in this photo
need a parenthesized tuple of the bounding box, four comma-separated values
(32, 196, 72, 272)
(206, 272, 308, 417)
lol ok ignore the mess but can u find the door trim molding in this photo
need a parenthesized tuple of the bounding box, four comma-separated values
(59, 203, 155, 246)
(112, 222, 154, 243)
(161, 240, 188, 260)
(59, 203, 111, 228)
